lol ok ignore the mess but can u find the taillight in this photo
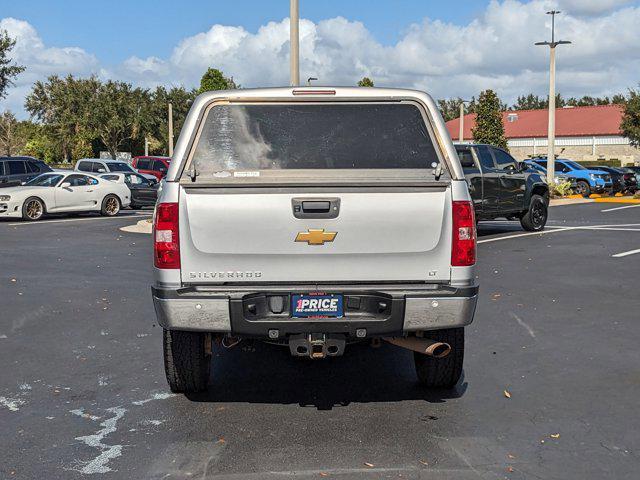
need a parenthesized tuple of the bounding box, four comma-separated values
(154, 203, 180, 269)
(451, 201, 476, 267)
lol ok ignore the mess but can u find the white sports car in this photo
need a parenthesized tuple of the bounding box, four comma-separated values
(0, 172, 131, 221)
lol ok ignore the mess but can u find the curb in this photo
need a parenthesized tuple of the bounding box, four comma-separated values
(120, 219, 152, 234)
(592, 197, 640, 204)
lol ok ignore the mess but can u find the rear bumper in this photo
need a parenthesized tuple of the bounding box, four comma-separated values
(151, 283, 478, 338)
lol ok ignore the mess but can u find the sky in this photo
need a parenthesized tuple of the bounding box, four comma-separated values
(1, 0, 640, 118)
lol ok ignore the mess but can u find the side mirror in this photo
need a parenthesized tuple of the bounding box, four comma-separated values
(60, 182, 71, 188)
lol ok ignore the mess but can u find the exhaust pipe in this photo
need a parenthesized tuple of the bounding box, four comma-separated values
(383, 337, 451, 358)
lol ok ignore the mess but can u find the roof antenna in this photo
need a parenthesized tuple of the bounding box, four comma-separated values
(307, 77, 318, 86)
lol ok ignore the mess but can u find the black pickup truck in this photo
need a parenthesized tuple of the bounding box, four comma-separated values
(455, 144, 549, 231)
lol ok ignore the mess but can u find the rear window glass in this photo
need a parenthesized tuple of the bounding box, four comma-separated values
(189, 103, 441, 176)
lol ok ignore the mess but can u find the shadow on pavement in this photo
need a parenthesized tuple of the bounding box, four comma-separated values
(477, 221, 524, 237)
(186, 342, 467, 410)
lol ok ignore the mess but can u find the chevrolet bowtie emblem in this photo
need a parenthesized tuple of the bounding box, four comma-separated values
(295, 229, 337, 245)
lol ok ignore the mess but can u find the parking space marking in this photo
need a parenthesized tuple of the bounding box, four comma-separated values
(601, 204, 640, 212)
(479, 223, 640, 245)
(612, 248, 640, 258)
(6, 213, 152, 226)
(478, 227, 574, 244)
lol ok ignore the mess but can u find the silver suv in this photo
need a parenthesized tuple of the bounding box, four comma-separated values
(152, 87, 478, 393)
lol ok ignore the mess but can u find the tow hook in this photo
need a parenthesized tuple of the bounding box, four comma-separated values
(289, 333, 346, 358)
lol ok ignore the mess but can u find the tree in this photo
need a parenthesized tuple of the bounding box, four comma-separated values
(0, 111, 25, 155)
(512, 94, 547, 110)
(26, 75, 101, 161)
(20, 122, 57, 162)
(621, 88, 640, 148)
(611, 94, 626, 105)
(198, 68, 237, 94)
(146, 86, 197, 155)
(436, 97, 477, 122)
(357, 77, 374, 87)
(89, 80, 149, 159)
(472, 90, 508, 150)
(0, 30, 25, 100)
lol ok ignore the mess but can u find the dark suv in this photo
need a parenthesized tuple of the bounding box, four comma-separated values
(455, 144, 549, 231)
(0, 157, 53, 187)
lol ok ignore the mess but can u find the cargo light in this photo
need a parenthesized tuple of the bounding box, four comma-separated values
(292, 89, 336, 96)
(451, 201, 476, 267)
(154, 202, 180, 269)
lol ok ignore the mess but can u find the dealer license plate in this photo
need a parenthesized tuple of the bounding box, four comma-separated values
(291, 294, 343, 318)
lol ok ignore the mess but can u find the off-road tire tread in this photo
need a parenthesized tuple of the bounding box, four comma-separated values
(414, 328, 464, 388)
(520, 194, 547, 232)
(163, 329, 210, 393)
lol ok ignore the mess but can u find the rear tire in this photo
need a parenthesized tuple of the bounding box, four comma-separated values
(163, 329, 210, 393)
(414, 328, 464, 389)
(100, 195, 120, 216)
(22, 197, 45, 221)
(520, 194, 548, 232)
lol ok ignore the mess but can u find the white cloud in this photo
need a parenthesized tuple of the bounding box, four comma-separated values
(2, 1, 640, 119)
(556, 0, 634, 16)
(0, 17, 98, 117)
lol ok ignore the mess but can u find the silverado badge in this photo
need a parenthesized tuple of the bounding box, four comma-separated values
(295, 229, 337, 245)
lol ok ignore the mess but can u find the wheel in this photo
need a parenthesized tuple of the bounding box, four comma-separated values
(22, 197, 45, 221)
(163, 329, 211, 393)
(100, 195, 120, 216)
(520, 194, 548, 232)
(575, 180, 591, 197)
(414, 328, 464, 388)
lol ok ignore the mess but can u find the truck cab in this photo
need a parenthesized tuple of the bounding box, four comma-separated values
(152, 87, 478, 393)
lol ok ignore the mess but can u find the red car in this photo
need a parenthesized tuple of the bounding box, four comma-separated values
(131, 156, 171, 181)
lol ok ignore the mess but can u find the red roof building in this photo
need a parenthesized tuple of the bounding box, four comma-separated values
(445, 105, 637, 164)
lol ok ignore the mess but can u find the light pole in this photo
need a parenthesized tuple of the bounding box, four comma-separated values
(168, 103, 174, 157)
(290, 0, 300, 86)
(535, 10, 571, 185)
(458, 100, 471, 143)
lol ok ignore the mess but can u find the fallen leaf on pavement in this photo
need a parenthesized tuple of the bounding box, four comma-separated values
(506, 466, 514, 473)
(364, 462, 374, 468)
(503, 390, 511, 398)
(419, 460, 429, 466)
(550, 433, 560, 439)
(319, 473, 328, 477)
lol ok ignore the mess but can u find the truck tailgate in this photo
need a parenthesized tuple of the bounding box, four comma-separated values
(179, 186, 452, 283)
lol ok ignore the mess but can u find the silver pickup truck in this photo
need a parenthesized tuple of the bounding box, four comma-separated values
(152, 87, 478, 393)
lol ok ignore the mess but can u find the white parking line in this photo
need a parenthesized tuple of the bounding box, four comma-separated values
(612, 248, 640, 258)
(6, 214, 152, 226)
(477, 227, 574, 244)
(601, 204, 640, 213)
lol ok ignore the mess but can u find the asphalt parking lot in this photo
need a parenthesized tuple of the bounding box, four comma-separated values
(1, 203, 639, 479)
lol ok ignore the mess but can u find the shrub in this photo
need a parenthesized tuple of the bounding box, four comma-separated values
(550, 180, 573, 198)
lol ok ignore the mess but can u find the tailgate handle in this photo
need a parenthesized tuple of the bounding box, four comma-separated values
(292, 198, 340, 219)
(302, 201, 330, 213)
